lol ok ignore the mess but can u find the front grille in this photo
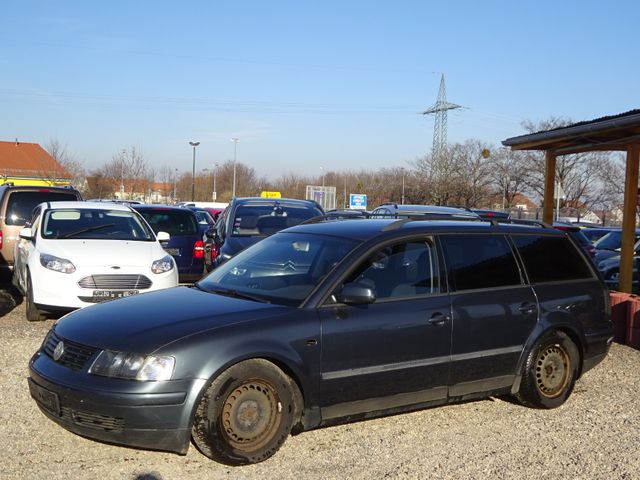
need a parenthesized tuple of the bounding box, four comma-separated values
(61, 407, 125, 432)
(78, 274, 152, 290)
(43, 331, 98, 371)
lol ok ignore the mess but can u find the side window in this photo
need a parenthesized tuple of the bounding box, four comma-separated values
(441, 234, 521, 291)
(341, 239, 439, 300)
(512, 234, 593, 282)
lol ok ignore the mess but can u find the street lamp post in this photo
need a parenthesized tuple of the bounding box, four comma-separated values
(189, 141, 200, 201)
(230, 138, 239, 198)
(213, 162, 218, 200)
(173, 168, 177, 203)
(401, 168, 406, 205)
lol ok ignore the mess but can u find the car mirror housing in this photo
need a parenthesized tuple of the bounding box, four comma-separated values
(157, 231, 170, 243)
(205, 228, 217, 240)
(337, 282, 376, 305)
(19, 227, 34, 241)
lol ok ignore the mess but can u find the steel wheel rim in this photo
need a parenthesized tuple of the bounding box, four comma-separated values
(221, 380, 281, 450)
(535, 344, 570, 398)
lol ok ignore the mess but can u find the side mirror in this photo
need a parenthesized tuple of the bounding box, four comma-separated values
(19, 227, 34, 241)
(336, 282, 376, 305)
(157, 231, 170, 243)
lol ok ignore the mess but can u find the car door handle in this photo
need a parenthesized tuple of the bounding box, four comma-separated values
(519, 302, 537, 315)
(428, 313, 450, 326)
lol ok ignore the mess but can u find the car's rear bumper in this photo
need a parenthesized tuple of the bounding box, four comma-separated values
(29, 354, 206, 454)
(582, 327, 614, 374)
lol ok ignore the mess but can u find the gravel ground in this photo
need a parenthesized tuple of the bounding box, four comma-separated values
(1, 283, 639, 480)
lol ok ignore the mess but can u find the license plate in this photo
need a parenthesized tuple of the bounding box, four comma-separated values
(164, 247, 180, 256)
(93, 290, 139, 299)
(28, 379, 60, 416)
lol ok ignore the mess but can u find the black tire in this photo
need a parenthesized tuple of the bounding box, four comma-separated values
(516, 330, 579, 409)
(25, 273, 46, 322)
(192, 359, 300, 465)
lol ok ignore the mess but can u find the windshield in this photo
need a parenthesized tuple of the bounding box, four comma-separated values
(231, 203, 322, 237)
(199, 232, 358, 306)
(41, 209, 154, 240)
(594, 231, 622, 250)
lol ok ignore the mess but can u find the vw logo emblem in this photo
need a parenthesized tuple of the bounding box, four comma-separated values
(53, 341, 65, 361)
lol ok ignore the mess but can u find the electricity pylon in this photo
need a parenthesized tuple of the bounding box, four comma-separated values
(422, 73, 462, 159)
(421, 74, 462, 205)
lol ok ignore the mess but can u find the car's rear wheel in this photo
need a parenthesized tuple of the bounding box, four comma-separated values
(516, 330, 579, 409)
(192, 359, 300, 465)
(25, 272, 45, 322)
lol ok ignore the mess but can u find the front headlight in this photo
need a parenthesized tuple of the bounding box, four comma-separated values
(89, 350, 175, 381)
(151, 255, 174, 274)
(40, 253, 76, 273)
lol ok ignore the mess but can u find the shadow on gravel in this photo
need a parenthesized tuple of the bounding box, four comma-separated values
(133, 474, 163, 480)
(0, 281, 23, 317)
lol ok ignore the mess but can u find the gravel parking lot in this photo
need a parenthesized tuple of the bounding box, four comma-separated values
(1, 282, 639, 480)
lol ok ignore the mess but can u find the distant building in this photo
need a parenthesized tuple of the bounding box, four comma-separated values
(0, 140, 71, 186)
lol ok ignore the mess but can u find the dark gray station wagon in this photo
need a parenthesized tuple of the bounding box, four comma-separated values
(28, 218, 613, 465)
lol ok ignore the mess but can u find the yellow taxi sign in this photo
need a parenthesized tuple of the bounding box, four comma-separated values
(260, 191, 281, 198)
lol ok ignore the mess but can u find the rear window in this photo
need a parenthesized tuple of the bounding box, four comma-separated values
(231, 203, 322, 237)
(512, 235, 593, 283)
(5, 191, 79, 226)
(137, 210, 198, 236)
(440, 234, 521, 291)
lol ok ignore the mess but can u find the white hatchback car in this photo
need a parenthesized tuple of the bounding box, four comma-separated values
(13, 201, 178, 321)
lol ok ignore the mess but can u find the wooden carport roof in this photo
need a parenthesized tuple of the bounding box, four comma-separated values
(502, 110, 640, 293)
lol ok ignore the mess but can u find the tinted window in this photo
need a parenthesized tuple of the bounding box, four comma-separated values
(441, 234, 521, 291)
(5, 191, 78, 226)
(231, 203, 322, 237)
(512, 234, 593, 282)
(137, 210, 198, 236)
(342, 240, 439, 299)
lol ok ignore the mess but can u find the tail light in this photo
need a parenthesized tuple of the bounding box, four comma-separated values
(210, 244, 218, 261)
(0, 230, 2, 249)
(194, 240, 204, 259)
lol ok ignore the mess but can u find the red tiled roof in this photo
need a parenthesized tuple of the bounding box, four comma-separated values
(0, 140, 70, 178)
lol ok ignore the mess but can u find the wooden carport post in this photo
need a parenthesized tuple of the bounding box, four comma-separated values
(542, 150, 556, 225)
(619, 144, 640, 293)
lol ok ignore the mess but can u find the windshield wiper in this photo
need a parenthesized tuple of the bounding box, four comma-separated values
(208, 286, 271, 304)
(61, 224, 116, 239)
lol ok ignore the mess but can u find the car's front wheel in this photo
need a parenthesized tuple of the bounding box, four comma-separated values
(192, 359, 300, 465)
(25, 272, 45, 322)
(515, 330, 580, 409)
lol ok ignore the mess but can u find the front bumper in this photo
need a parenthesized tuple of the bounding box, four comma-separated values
(32, 264, 178, 310)
(29, 351, 206, 454)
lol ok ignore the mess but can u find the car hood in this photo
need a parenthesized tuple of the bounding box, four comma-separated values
(42, 239, 164, 267)
(594, 249, 620, 263)
(54, 286, 289, 353)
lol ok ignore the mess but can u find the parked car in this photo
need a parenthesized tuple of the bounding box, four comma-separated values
(581, 227, 619, 244)
(12, 201, 177, 321)
(28, 218, 611, 465)
(206, 197, 324, 271)
(0, 183, 82, 272)
(133, 205, 205, 283)
(469, 208, 510, 220)
(370, 203, 481, 220)
(593, 229, 640, 263)
(182, 206, 216, 233)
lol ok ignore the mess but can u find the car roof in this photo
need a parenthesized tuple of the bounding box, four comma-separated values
(132, 204, 194, 213)
(44, 201, 131, 211)
(284, 218, 563, 242)
(232, 197, 321, 208)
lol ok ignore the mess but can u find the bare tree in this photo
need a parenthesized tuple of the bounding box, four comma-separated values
(43, 139, 86, 189)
